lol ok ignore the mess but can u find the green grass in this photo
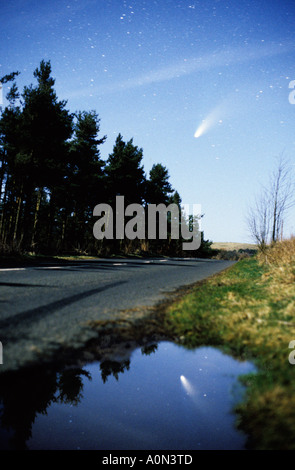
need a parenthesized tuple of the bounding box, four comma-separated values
(163, 254, 295, 450)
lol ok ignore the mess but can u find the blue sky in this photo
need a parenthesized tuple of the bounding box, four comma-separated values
(1, 0, 295, 243)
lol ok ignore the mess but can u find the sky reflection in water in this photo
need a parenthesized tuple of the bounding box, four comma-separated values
(21, 342, 256, 450)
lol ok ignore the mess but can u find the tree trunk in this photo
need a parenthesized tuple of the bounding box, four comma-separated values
(31, 188, 42, 250)
(0, 176, 8, 241)
(13, 184, 23, 243)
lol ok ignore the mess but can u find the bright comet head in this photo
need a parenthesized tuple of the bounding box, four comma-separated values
(180, 375, 195, 396)
(194, 120, 209, 138)
(194, 101, 226, 138)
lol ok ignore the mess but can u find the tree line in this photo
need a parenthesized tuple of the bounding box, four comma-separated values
(0, 60, 211, 257)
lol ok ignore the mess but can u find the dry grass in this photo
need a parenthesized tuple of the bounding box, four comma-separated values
(258, 237, 295, 284)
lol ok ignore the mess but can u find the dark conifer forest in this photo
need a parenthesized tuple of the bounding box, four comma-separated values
(0, 61, 211, 257)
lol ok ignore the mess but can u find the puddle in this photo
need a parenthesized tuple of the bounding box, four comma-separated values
(0, 341, 256, 450)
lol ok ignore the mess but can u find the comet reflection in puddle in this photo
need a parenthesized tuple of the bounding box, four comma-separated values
(180, 375, 195, 396)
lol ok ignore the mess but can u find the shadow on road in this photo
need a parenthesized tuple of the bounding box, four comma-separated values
(0, 280, 127, 332)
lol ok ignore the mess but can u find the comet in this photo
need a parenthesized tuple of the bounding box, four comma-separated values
(194, 103, 224, 138)
(180, 375, 209, 413)
(180, 375, 195, 396)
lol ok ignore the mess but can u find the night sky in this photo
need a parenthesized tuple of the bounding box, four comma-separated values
(1, 0, 295, 242)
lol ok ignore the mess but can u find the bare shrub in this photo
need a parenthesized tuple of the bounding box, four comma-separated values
(247, 156, 295, 251)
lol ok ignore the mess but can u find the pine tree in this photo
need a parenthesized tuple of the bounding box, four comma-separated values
(145, 163, 174, 205)
(63, 110, 106, 250)
(20, 60, 73, 250)
(105, 134, 146, 206)
(0, 78, 24, 247)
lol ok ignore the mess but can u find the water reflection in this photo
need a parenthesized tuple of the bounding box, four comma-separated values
(0, 341, 256, 450)
(100, 359, 130, 383)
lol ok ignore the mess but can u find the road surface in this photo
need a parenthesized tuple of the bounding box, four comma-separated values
(0, 257, 234, 372)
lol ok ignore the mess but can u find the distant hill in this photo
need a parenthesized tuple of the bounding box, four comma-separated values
(211, 242, 257, 251)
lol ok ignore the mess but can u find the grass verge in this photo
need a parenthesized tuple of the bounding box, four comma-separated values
(163, 238, 295, 450)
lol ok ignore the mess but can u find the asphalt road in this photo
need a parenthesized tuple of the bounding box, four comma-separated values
(0, 257, 234, 373)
